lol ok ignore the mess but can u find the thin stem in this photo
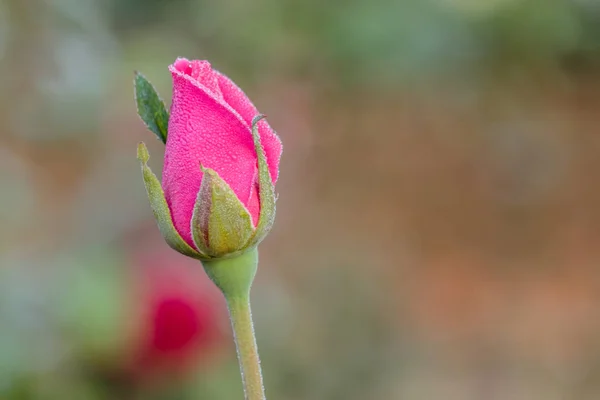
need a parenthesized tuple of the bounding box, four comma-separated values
(202, 249, 265, 400)
(226, 295, 265, 400)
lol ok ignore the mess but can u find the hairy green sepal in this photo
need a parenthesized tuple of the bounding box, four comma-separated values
(134, 72, 169, 144)
(191, 167, 255, 258)
(137, 142, 205, 259)
(248, 115, 277, 247)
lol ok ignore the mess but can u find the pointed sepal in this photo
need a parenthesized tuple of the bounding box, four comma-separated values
(134, 72, 169, 144)
(248, 115, 277, 247)
(137, 142, 205, 259)
(191, 167, 255, 258)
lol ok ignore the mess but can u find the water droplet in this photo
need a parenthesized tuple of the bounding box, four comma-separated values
(186, 120, 194, 132)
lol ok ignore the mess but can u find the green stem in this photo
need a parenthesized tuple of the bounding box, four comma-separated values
(203, 249, 266, 400)
(226, 294, 265, 400)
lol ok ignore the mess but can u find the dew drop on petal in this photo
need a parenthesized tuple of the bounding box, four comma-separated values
(186, 120, 194, 133)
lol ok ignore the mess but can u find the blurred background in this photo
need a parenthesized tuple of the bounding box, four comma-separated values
(1, 0, 600, 398)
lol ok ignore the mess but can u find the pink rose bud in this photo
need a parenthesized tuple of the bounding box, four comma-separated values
(136, 59, 282, 260)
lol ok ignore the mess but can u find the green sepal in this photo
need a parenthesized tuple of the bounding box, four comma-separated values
(191, 166, 255, 258)
(248, 115, 277, 247)
(134, 72, 169, 144)
(137, 142, 206, 259)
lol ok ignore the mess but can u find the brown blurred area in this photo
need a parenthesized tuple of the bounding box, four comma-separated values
(2, 0, 600, 398)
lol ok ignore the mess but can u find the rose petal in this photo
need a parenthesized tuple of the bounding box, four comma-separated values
(172, 58, 223, 100)
(216, 72, 282, 184)
(163, 64, 257, 248)
(245, 169, 260, 225)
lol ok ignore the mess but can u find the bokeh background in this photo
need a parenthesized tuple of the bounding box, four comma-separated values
(2, 0, 600, 398)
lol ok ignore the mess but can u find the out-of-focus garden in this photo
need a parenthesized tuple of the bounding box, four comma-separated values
(2, 0, 600, 398)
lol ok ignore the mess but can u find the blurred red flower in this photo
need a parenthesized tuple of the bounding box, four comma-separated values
(126, 244, 227, 378)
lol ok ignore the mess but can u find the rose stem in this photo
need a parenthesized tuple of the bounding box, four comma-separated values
(225, 294, 265, 400)
(203, 249, 266, 400)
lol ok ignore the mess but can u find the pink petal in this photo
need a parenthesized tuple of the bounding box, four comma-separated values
(163, 62, 258, 248)
(173, 59, 223, 100)
(216, 72, 282, 184)
(245, 170, 260, 224)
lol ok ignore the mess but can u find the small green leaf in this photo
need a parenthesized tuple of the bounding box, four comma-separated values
(134, 72, 169, 144)
(248, 115, 277, 247)
(191, 167, 255, 257)
(137, 142, 205, 259)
